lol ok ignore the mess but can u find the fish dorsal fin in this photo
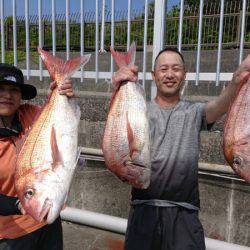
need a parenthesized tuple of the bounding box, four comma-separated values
(50, 126, 62, 168)
(110, 42, 136, 68)
(38, 48, 91, 84)
(15, 105, 43, 156)
(15, 128, 30, 157)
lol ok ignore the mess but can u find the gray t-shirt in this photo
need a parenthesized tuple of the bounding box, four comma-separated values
(132, 100, 207, 207)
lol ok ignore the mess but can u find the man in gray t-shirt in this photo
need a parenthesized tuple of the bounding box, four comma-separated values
(112, 49, 250, 250)
(132, 100, 206, 208)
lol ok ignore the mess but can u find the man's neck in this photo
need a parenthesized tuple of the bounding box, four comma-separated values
(155, 94, 180, 109)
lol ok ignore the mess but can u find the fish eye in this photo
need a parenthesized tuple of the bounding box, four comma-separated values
(232, 156, 242, 167)
(24, 188, 35, 199)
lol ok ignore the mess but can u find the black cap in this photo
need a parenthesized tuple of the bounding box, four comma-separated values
(0, 63, 37, 100)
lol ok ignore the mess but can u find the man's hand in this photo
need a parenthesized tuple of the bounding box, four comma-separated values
(232, 54, 250, 85)
(49, 79, 74, 97)
(112, 65, 138, 86)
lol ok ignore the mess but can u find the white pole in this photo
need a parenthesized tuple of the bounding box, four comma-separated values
(25, 0, 30, 80)
(61, 207, 127, 234)
(110, 0, 115, 79)
(215, 0, 225, 86)
(52, 0, 56, 56)
(12, 0, 17, 66)
(127, 0, 131, 50)
(0, 0, 5, 63)
(178, 0, 184, 52)
(195, 0, 204, 86)
(239, 0, 247, 64)
(100, 0, 106, 53)
(95, 0, 99, 83)
(66, 0, 70, 60)
(38, 0, 43, 80)
(80, 0, 85, 82)
(142, 0, 149, 89)
(151, 0, 166, 100)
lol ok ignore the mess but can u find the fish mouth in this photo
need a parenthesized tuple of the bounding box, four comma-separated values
(121, 161, 150, 189)
(126, 161, 148, 169)
(38, 198, 52, 222)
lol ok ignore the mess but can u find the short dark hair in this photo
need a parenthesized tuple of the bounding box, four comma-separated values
(153, 48, 185, 70)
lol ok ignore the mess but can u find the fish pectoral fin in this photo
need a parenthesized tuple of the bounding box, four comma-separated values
(126, 113, 138, 160)
(50, 126, 62, 168)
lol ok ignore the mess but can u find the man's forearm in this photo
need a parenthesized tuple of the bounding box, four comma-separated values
(205, 54, 250, 123)
(0, 194, 21, 216)
(205, 80, 238, 123)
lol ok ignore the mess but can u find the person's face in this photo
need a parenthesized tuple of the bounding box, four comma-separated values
(0, 84, 22, 117)
(151, 51, 186, 98)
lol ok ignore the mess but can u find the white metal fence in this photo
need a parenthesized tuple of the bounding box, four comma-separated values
(0, 0, 249, 92)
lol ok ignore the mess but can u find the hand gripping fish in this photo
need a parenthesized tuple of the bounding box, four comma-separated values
(15, 49, 91, 223)
(223, 75, 250, 182)
(102, 42, 151, 189)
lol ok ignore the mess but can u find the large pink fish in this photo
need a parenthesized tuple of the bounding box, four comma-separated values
(15, 49, 91, 223)
(223, 75, 250, 182)
(102, 43, 151, 189)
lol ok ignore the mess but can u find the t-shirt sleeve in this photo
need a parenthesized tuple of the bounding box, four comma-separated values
(195, 102, 214, 131)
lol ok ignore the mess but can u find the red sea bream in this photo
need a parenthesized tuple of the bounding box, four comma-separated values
(102, 43, 151, 189)
(223, 76, 250, 182)
(15, 49, 91, 223)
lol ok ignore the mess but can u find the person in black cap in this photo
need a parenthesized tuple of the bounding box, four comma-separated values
(0, 63, 73, 249)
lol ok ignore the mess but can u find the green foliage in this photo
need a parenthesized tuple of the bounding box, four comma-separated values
(2, 1, 250, 52)
(2, 50, 26, 64)
(186, 0, 198, 7)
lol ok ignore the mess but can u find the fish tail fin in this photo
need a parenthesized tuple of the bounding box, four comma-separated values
(38, 48, 91, 85)
(110, 42, 136, 68)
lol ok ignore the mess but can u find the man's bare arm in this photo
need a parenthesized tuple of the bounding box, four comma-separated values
(205, 55, 250, 124)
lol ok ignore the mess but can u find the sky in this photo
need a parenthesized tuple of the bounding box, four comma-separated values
(2, 0, 178, 17)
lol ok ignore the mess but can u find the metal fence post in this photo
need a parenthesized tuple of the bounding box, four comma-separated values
(6, 22, 9, 50)
(0, 0, 5, 63)
(236, 11, 242, 47)
(42, 20, 45, 48)
(151, 0, 166, 100)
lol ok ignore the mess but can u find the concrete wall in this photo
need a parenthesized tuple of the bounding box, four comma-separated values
(66, 159, 250, 247)
(23, 48, 250, 247)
